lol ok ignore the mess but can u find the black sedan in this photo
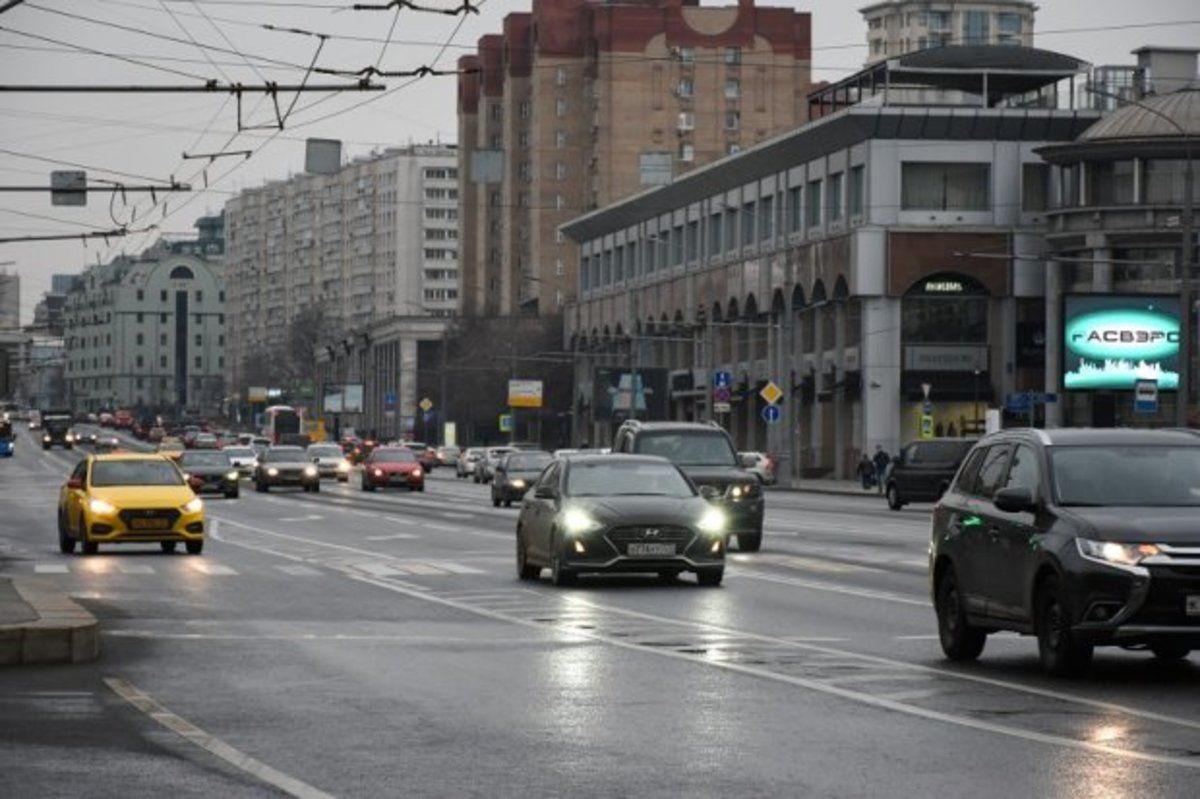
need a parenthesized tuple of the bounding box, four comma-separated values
(253, 446, 321, 493)
(491, 450, 554, 507)
(178, 450, 240, 499)
(515, 454, 727, 587)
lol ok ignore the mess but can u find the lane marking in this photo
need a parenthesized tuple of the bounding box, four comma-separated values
(277, 564, 322, 576)
(278, 515, 324, 523)
(188, 562, 238, 576)
(729, 568, 928, 607)
(115, 562, 155, 575)
(426, 561, 487, 575)
(33, 563, 69, 574)
(103, 677, 335, 799)
(424, 523, 458, 532)
(353, 562, 407, 578)
(398, 563, 447, 576)
(365, 533, 417, 541)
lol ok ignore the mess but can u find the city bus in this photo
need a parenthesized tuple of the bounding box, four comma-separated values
(262, 405, 303, 444)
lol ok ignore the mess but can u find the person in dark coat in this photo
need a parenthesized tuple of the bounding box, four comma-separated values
(857, 454, 876, 490)
(873, 445, 892, 494)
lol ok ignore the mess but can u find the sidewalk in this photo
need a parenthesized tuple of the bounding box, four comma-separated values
(768, 478, 888, 498)
(0, 576, 99, 665)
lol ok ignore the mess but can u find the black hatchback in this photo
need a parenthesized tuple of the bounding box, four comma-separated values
(931, 428, 1200, 676)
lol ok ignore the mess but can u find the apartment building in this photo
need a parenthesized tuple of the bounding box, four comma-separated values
(861, 1, 1035, 63)
(222, 145, 458, 397)
(0, 270, 18, 330)
(457, 0, 813, 319)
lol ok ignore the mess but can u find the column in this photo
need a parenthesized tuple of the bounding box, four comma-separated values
(861, 297, 902, 456)
(833, 300, 847, 478)
(1044, 259, 1064, 428)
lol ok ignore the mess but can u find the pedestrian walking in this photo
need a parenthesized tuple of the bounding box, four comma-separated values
(873, 445, 891, 494)
(856, 454, 876, 490)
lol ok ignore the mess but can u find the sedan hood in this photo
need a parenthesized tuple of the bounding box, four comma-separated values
(1060, 506, 1200, 543)
(571, 496, 709, 526)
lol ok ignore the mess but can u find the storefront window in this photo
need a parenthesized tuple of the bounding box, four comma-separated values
(902, 275, 989, 344)
(901, 162, 990, 211)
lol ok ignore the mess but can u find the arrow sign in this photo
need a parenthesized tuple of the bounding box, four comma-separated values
(762, 405, 782, 424)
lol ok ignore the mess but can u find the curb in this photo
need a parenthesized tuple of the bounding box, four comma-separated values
(0, 578, 99, 666)
(767, 485, 887, 499)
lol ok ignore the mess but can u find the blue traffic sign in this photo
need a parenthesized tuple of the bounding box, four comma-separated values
(713, 371, 732, 389)
(761, 405, 782, 424)
(384, 392, 397, 409)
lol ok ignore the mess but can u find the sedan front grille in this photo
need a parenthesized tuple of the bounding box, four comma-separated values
(607, 525, 693, 543)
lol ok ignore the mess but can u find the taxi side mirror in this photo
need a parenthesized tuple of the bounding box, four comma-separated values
(66, 477, 84, 490)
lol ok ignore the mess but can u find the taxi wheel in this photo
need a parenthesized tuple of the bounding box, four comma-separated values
(160, 542, 177, 554)
(58, 512, 76, 554)
(78, 515, 98, 555)
(185, 541, 203, 555)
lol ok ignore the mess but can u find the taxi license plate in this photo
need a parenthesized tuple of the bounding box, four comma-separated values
(130, 518, 169, 530)
(1186, 595, 1200, 617)
(627, 543, 675, 557)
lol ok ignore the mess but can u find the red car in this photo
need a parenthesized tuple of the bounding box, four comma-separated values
(360, 447, 425, 492)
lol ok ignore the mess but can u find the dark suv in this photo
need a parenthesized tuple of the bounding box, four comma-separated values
(613, 420, 765, 551)
(885, 438, 975, 510)
(931, 428, 1200, 676)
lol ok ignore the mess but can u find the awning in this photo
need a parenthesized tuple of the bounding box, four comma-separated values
(903, 371, 995, 403)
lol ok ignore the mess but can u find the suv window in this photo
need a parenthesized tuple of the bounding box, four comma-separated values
(1002, 445, 1040, 495)
(954, 447, 987, 494)
(633, 430, 736, 467)
(910, 441, 971, 464)
(973, 445, 1012, 499)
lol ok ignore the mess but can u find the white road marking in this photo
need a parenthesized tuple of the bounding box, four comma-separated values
(188, 562, 237, 576)
(33, 563, 69, 574)
(276, 564, 322, 576)
(426, 561, 486, 575)
(894, 634, 941, 641)
(278, 515, 323, 523)
(104, 677, 335, 799)
(352, 562, 408, 578)
(397, 563, 447, 576)
(114, 562, 155, 575)
(364, 533, 417, 541)
(729, 568, 928, 607)
(424, 523, 457, 532)
(440, 512, 474, 520)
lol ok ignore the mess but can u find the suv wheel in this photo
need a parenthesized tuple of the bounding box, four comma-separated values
(738, 527, 763, 552)
(936, 566, 987, 661)
(1035, 576, 1093, 677)
(886, 483, 903, 511)
(697, 569, 723, 588)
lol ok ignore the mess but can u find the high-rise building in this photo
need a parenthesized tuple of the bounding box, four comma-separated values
(50, 273, 81, 296)
(0, 270, 19, 330)
(457, 0, 813, 318)
(222, 144, 458, 397)
(861, 1, 1035, 63)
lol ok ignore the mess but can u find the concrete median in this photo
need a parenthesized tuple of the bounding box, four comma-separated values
(0, 577, 98, 665)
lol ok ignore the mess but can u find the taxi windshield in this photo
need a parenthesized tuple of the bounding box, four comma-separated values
(91, 460, 184, 487)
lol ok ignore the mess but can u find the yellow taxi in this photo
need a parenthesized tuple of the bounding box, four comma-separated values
(57, 453, 206, 555)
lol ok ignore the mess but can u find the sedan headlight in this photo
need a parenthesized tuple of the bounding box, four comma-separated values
(373, 468, 384, 477)
(696, 507, 727, 536)
(726, 483, 759, 500)
(1077, 538, 1161, 567)
(182, 497, 204, 514)
(337, 460, 351, 472)
(561, 506, 602, 536)
(413, 468, 423, 478)
(267, 467, 279, 477)
(510, 479, 527, 489)
(303, 466, 318, 477)
(88, 498, 117, 515)
(225, 471, 239, 481)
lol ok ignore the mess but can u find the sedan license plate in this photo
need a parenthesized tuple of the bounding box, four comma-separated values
(627, 543, 676, 557)
(1186, 595, 1200, 617)
(130, 518, 169, 530)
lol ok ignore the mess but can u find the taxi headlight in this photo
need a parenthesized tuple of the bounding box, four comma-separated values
(225, 471, 239, 481)
(1077, 538, 1161, 567)
(88, 498, 117, 516)
(697, 507, 727, 536)
(267, 467, 279, 477)
(561, 506, 602, 536)
(182, 497, 204, 514)
(303, 466, 318, 477)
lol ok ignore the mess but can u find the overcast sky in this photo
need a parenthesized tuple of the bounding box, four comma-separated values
(1, 0, 1198, 323)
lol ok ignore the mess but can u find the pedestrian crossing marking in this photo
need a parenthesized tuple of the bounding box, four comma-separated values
(426, 561, 486, 574)
(395, 563, 445, 576)
(276, 564, 322, 576)
(34, 563, 69, 574)
(115, 563, 154, 575)
(353, 562, 407, 578)
(189, 562, 238, 576)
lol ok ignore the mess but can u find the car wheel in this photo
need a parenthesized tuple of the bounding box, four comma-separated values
(416, 485, 424, 493)
(57, 511, 76, 554)
(1035, 575, 1093, 677)
(886, 483, 903, 511)
(185, 541, 203, 555)
(516, 535, 540, 581)
(225, 489, 239, 500)
(160, 541, 177, 554)
(550, 535, 575, 587)
(77, 514, 99, 555)
(738, 527, 763, 552)
(492, 497, 501, 507)
(936, 566, 987, 662)
(504, 500, 512, 508)
(1150, 643, 1192, 661)
(697, 569, 724, 588)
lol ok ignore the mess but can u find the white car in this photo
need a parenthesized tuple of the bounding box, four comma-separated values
(223, 445, 260, 477)
(739, 451, 776, 486)
(307, 443, 351, 482)
(475, 446, 516, 484)
(457, 448, 484, 478)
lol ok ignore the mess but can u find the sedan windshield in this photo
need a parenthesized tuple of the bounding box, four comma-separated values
(308, 446, 342, 458)
(507, 453, 553, 472)
(265, 448, 307, 463)
(224, 447, 255, 459)
(634, 431, 736, 467)
(1052, 446, 1200, 507)
(567, 461, 694, 498)
(371, 448, 416, 464)
(92, 460, 184, 487)
(180, 452, 231, 468)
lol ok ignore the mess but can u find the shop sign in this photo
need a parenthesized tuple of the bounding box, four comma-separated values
(904, 345, 988, 372)
(1064, 296, 1180, 391)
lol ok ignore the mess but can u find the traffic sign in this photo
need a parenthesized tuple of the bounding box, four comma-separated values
(922, 399, 933, 414)
(762, 405, 781, 424)
(713, 401, 732, 414)
(713, 386, 732, 403)
(713, 371, 732, 389)
(498, 413, 514, 433)
(383, 392, 396, 410)
(1133, 380, 1159, 414)
(759, 381, 783, 405)
(419, 397, 433, 413)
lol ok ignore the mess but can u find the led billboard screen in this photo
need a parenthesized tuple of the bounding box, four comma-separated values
(1063, 295, 1180, 391)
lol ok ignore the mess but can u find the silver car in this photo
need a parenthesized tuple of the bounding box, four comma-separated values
(475, 446, 516, 484)
(307, 443, 350, 482)
(223, 446, 259, 477)
(457, 448, 484, 479)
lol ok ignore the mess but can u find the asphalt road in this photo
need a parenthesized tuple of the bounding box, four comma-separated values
(3, 426, 1199, 798)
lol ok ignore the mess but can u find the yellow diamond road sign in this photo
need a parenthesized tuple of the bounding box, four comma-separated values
(419, 397, 433, 412)
(760, 381, 783, 405)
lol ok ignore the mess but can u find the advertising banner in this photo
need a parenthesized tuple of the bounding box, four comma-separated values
(507, 379, 544, 409)
(592, 367, 669, 421)
(322, 384, 365, 413)
(1063, 295, 1181, 391)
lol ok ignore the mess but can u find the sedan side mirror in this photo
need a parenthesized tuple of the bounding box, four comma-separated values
(66, 477, 84, 490)
(994, 487, 1037, 514)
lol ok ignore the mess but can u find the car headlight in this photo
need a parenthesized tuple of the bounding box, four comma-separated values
(182, 497, 204, 514)
(413, 468, 423, 478)
(267, 467, 279, 477)
(337, 460, 350, 472)
(88, 498, 117, 515)
(510, 479, 527, 489)
(43, 435, 50, 442)
(65, 433, 74, 442)
(373, 468, 384, 477)
(560, 506, 602, 536)
(697, 507, 727, 536)
(726, 483, 759, 500)
(1077, 538, 1161, 567)
(304, 466, 318, 477)
(225, 471, 239, 481)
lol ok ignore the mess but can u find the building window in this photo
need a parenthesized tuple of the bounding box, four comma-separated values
(160, 355, 167, 367)
(136, 333, 144, 346)
(740, 202, 756, 247)
(725, 47, 741, 65)
(160, 333, 167, 345)
(827, 173, 843, 222)
(727, 144, 741, 155)
(709, 211, 722, 254)
(1144, 159, 1200, 205)
(677, 47, 695, 64)
(1020, 163, 1049, 212)
(901, 162, 991, 211)
(555, 67, 567, 86)
(555, 194, 565, 210)
(218, 356, 224, 369)
(194, 356, 202, 369)
(136, 289, 144, 301)
(671, 226, 684, 266)
(1088, 161, 1136, 206)
(218, 314, 224, 324)
(160, 290, 168, 302)
(555, 259, 565, 277)
(194, 333, 202, 346)
(724, 208, 738, 252)
(724, 79, 740, 99)
(555, 130, 567, 149)
(518, 132, 530, 149)
(686, 220, 699, 262)
(678, 143, 694, 163)
(678, 77, 694, 98)
(136, 312, 144, 323)
(789, 185, 803, 231)
(136, 355, 144, 368)
(195, 290, 203, 302)
(555, 99, 567, 117)
(998, 13, 1022, 43)
(677, 111, 695, 131)
(724, 111, 740, 131)
(555, 162, 566, 180)
(1059, 163, 1081, 207)
(806, 179, 822, 227)
(963, 11, 990, 45)
(518, 100, 531, 119)
(849, 165, 865, 217)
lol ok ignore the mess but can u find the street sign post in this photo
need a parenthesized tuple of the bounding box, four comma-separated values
(498, 413, 514, 433)
(713, 401, 732, 414)
(713, 371, 732, 389)
(1134, 380, 1159, 414)
(762, 405, 781, 424)
(759, 381, 783, 405)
